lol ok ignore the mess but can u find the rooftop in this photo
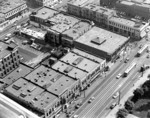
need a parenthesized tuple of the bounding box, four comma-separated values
(25, 65, 76, 96)
(60, 52, 100, 73)
(1, 64, 33, 89)
(72, 48, 105, 64)
(68, 0, 89, 6)
(20, 28, 46, 40)
(75, 26, 129, 55)
(33, 7, 58, 20)
(0, 41, 17, 59)
(109, 16, 147, 30)
(83, 3, 115, 16)
(5, 78, 58, 112)
(52, 61, 88, 82)
(48, 13, 79, 33)
(62, 21, 91, 39)
(0, 0, 26, 13)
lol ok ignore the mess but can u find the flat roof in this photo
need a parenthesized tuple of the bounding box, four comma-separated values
(68, 0, 89, 6)
(0, 42, 17, 59)
(52, 61, 88, 82)
(25, 65, 76, 96)
(62, 21, 91, 39)
(109, 16, 147, 30)
(1, 64, 33, 88)
(5, 78, 58, 112)
(60, 52, 100, 73)
(20, 28, 46, 40)
(72, 48, 105, 64)
(75, 26, 129, 55)
(0, 0, 26, 13)
(34, 7, 58, 20)
(48, 13, 79, 33)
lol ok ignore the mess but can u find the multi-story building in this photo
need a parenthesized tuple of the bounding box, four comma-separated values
(116, 0, 150, 21)
(100, 0, 119, 7)
(67, 0, 89, 17)
(0, 0, 28, 20)
(108, 16, 149, 39)
(52, 61, 89, 90)
(81, 3, 115, 26)
(25, 65, 80, 112)
(61, 20, 93, 47)
(30, 7, 59, 27)
(74, 26, 130, 61)
(0, 42, 20, 78)
(60, 51, 101, 83)
(4, 78, 60, 118)
(71, 48, 106, 71)
(45, 13, 80, 45)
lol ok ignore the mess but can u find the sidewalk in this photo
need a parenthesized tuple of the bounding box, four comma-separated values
(106, 69, 150, 118)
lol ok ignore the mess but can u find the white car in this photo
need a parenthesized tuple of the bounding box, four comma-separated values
(73, 115, 79, 118)
(112, 92, 119, 99)
(88, 97, 95, 103)
(116, 73, 122, 79)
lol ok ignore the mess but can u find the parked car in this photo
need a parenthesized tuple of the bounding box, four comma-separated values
(88, 97, 95, 103)
(110, 102, 117, 109)
(73, 115, 79, 118)
(22, 40, 28, 45)
(124, 58, 129, 63)
(112, 92, 119, 99)
(116, 73, 122, 79)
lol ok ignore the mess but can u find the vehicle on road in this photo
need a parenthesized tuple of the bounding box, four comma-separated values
(88, 97, 95, 103)
(22, 40, 28, 45)
(112, 92, 119, 99)
(137, 44, 148, 57)
(124, 62, 137, 77)
(73, 115, 79, 118)
(124, 58, 129, 63)
(116, 73, 122, 79)
(110, 102, 117, 109)
(30, 43, 41, 50)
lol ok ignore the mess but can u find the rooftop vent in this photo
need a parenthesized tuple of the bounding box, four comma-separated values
(91, 36, 106, 45)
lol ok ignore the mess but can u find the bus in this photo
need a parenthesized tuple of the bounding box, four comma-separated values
(137, 44, 148, 57)
(124, 62, 137, 77)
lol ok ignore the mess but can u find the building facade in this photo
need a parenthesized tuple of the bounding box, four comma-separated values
(0, 0, 28, 20)
(108, 16, 149, 39)
(116, 0, 150, 21)
(0, 42, 20, 78)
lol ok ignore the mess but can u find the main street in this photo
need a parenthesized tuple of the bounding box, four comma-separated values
(72, 42, 146, 118)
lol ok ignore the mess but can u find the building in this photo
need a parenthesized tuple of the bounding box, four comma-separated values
(61, 20, 93, 47)
(4, 78, 60, 118)
(74, 26, 130, 61)
(0, 0, 28, 20)
(67, 0, 89, 17)
(60, 51, 101, 82)
(52, 61, 90, 90)
(71, 48, 106, 70)
(0, 42, 20, 78)
(25, 65, 80, 112)
(30, 6, 59, 27)
(45, 13, 79, 45)
(116, 0, 150, 21)
(81, 3, 115, 26)
(19, 27, 47, 44)
(0, 64, 32, 90)
(100, 0, 119, 7)
(108, 16, 149, 39)
(27, 0, 58, 7)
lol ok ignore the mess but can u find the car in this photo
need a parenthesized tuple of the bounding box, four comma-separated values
(73, 115, 79, 118)
(116, 73, 122, 79)
(22, 40, 28, 45)
(110, 102, 117, 109)
(139, 44, 143, 49)
(88, 97, 95, 103)
(147, 55, 150, 58)
(124, 58, 129, 63)
(4, 37, 9, 41)
(112, 92, 119, 99)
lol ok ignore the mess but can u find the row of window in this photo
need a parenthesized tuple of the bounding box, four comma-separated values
(5, 4, 27, 18)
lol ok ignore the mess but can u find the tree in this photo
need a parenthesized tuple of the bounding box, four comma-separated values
(124, 100, 134, 111)
(147, 110, 150, 118)
(133, 88, 144, 98)
(117, 108, 128, 118)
